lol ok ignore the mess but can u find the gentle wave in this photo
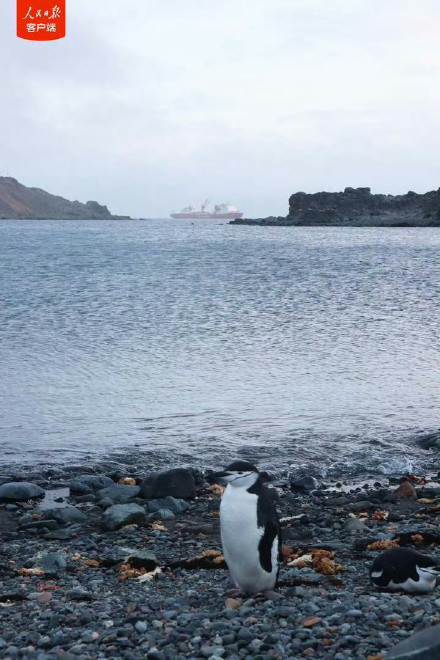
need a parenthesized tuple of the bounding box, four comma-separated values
(0, 220, 439, 475)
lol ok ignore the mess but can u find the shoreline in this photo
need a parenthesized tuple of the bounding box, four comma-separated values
(1, 461, 440, 659)
(1, 430, 439, 491)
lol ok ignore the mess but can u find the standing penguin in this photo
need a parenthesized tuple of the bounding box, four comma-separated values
(210, 460, 281, 599)
(370, 548, 440, 593)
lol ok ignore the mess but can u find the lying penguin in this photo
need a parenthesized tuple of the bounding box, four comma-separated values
(370, 548, 440, 593)
(209, 460, 281, 599)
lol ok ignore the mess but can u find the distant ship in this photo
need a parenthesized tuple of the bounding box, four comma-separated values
(170, 199, 243, 219)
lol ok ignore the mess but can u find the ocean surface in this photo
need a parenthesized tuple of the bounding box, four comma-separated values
(1, 219, 439, 478)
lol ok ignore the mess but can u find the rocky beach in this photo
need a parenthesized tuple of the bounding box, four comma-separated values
(1, 454, 440, 660)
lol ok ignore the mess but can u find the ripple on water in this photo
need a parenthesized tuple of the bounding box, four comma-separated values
(0, 220, 439, 475)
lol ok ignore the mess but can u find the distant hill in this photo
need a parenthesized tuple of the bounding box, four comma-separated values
(0, 177, 130, 220)
(231, 187, 440, 227)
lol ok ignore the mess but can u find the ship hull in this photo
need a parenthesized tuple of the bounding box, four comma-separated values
(170, 212, 244, 219)
(170, 212, 212, 219)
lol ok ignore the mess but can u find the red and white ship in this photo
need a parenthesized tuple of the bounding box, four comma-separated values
(170, 199, 243, 219)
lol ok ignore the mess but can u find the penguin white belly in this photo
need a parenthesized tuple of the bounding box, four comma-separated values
(220, 486, 277, 594)
(372, 566, 438, 593)
(389, 567, 437, 593)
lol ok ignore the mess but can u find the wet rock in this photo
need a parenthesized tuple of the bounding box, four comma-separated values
(290, 476, 320, 492)
(146, 496, 189, 515)
(189, 467, 205, 487)
(19, 513, 35, 524)
(102, 503, 146, 531)
(329, 496, 350, 506)
(19, 520, 58, 531)
(416, 486, 440, 498)
(0, 482, 45, 501)
(96, 484, 140, 504)
(0, 508, 17, 533)
(98, 497, 114, 509)
(67, 587, 93, 601)
(416, 431, 440, 451)
(349, 500, 374, 512)
(45, 528, 77, 540)
(147, 508, 175, 521)
(394, 499, 423, 516)
(139, 468, 196, 500)
(387, 624, 440, 659)
(69, 474, 114, 495)
(41, 506, 88, 525)
(372, 488, 391, 502)
(74, 494, 96, 503)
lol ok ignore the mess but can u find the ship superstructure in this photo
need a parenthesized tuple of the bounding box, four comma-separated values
(170, 199, 243, 219)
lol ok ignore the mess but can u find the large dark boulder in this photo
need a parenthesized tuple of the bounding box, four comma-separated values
(0, 481, 45, 501)
(387, 624, 440, 659)
(125, 550, 158, 571)
(41, 506, 88, 525)
(96, 484, 140, 504)
(139, 468, 196, 500)
(69, 475, 114, 495)
(290, 476, 320, 492)
(146, 496, 189, 515)
(102, 503, 146, 531)
(417, 431, 440, 451)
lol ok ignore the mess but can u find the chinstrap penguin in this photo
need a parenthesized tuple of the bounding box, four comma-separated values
(370, 548, 440, 593)
(209, 460, 281, 599)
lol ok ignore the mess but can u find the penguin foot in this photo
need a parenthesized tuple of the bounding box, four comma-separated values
(262, 590, 283, 601)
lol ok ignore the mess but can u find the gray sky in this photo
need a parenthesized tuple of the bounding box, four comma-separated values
(1, 0, 439, 218)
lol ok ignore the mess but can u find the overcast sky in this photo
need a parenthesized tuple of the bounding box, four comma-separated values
(1, 0, 439, 217)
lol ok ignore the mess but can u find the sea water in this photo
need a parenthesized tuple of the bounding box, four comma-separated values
(0, 219, 439, 477)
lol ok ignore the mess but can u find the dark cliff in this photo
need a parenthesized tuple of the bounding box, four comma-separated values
(231, 187, 440, 227)
(0, 177, 130, 220)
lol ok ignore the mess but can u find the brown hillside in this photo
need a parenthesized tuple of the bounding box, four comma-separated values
(0, 177, 129, 220)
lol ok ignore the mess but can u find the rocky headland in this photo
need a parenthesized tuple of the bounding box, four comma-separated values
(0, 177, 130, 220)
(231, 187, 440, 227)
(1, 455, 440, 659)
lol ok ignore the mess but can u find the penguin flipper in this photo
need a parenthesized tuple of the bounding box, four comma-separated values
(247, 479, 281, 575)
(258, 519, 279, 573)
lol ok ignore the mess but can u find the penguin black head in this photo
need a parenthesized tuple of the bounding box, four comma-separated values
(209, 460, 260, 489)
(226, 460, 259, 473)
(370, 547, 440, 593)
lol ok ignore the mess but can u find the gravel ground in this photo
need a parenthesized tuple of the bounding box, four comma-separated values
(1, 463, 440, 660)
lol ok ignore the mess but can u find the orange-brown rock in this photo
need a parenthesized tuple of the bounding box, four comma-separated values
(303, 617, 322, 627)
(393, 480, 417, 499)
